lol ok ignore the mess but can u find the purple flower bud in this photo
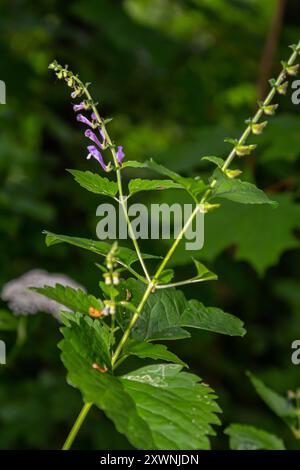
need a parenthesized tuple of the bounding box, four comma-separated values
(76, 114, 93, 127)
(73, 102, 86, 112)
(116, 145, 125, 163)
(87, 145, 107, 171)
(85, 129, 103, 148)
(91, 112, 97, 120)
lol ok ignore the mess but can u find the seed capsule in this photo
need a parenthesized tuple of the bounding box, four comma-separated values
(235, 144, 256, 157)
(286, 64, 299, 76)
(251, 121, 268, 135)
(262, 104, 278, 115)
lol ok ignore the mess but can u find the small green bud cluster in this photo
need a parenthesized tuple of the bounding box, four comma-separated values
(223, 48, 300, 162)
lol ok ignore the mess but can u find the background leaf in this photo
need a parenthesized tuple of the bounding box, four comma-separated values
(225, 424, 285, 450)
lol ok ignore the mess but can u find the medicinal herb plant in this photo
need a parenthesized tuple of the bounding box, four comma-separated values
(33, 41, 300, 450)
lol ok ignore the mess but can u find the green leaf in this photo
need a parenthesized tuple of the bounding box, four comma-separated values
(61, 313, 112, 370)
(157, 268, 174, 284)
(60, 319, 221, 449)
(0, 310, 18, 331)
(123, 159, 207, 202)
(59, 318, 155, 449)
(121, 364, 221, 449)
(248, 372, 297, 423)
(210, 169, 277, 205)
(31, 284, 103, 315)
(181, 300, 246, 337)
(225, 424, 285, 450)
(68, 170, 118, 197)
(192, 259, 218, 282)
(202, 156, 225, 168)
(123, 279, 245, 340)
(128, 178, 181, 196)
(43, 231, 160, 269)
(129, 280, 191, 341)
(123, 340, 187, 367)
(195, 194, 300, 275)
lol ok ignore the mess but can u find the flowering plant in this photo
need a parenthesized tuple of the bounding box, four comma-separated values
(34, 41, 300, 450)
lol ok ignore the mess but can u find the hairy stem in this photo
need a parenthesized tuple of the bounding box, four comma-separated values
(62, 402, 92, 450)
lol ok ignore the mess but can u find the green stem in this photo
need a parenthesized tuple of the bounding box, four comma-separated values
(111, 282, 153, 366)
(62, 402, 92, 450)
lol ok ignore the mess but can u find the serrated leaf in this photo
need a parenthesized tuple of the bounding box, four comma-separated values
(123, 160, 207, 202)
(68, 170, 118, 197)
(128, 280, 190, 341)
(43, 231, 160, 269)
(211, 169, 277, 205)
(123, 340, 187, 367)
(60, 321, 155, 449)
(123, 279, 245, 340)
(60, 319, 220, 449)
(128, 178, 181, 196)
(61, 313, 112, 370)
(248, 372, 297, 423)
(121, 364, 221, 449)
(181, 300, 246, 336)
(31, 284, 103, 315)
(225, 424, 285, 450)
(197, 195, 300, 275)
(0, 310, 18, 331)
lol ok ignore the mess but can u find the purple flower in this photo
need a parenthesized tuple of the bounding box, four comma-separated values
(91, 112, 97, 120)
(116, 145, 125, 163)
(73, 102, 86, 112)
(76, 114, 94, 127)
(85, 129, 103, 148)
(87, 145, 107, 171)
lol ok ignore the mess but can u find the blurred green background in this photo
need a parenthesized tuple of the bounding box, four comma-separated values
(1, 0, 300, 449)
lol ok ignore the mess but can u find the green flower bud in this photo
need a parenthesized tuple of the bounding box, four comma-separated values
(112, 272, 120, 285)
(55, 70, 63, 79)
(48, 60, 59, 70)
(103, 273, 112, 285)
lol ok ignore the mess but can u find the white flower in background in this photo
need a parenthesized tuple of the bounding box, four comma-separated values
(1, 269, 85, 319)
